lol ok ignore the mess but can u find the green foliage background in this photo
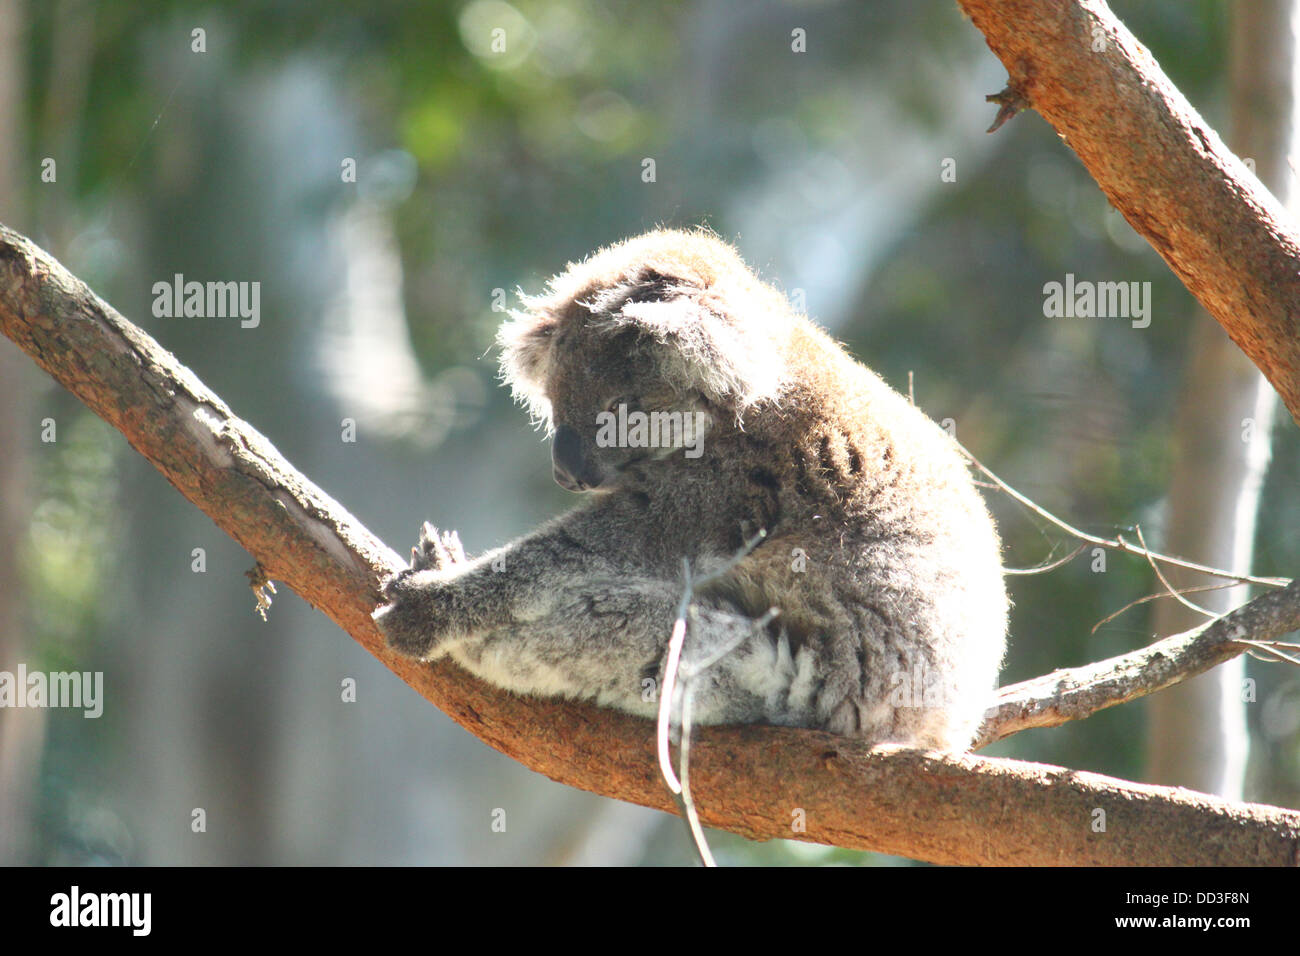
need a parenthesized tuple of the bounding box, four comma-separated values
(7, 0, 1297, 865)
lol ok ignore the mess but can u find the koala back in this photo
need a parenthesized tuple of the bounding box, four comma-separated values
(484, 228, 1008, 747)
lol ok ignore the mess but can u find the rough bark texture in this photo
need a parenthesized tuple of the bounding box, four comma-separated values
(956, 0, 1300, 424)
(3, 222, 1300, 865)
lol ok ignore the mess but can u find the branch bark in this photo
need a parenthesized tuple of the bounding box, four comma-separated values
(956, 0, 1300, 425)
(975, 579, 1300, 748)
(4, 222, 1300, 865)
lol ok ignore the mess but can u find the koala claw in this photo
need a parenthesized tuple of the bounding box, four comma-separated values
(411, 522, 467, 572)
(376, 523, 469, 660)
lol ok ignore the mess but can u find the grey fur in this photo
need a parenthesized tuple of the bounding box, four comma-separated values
(373, 228, 1008, 748)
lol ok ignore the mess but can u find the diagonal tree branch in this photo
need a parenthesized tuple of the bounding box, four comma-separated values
(956, 0, 1300, 425)
(975, 579, 1300, 748)
(4, 222, 1300, 865)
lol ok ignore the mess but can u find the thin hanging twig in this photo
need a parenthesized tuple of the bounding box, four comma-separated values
(1091, 580, 1241, 634)
(655, 530, 769, 866)
(1133, 524, 1217, 619)
(955, 439, 1291, 589)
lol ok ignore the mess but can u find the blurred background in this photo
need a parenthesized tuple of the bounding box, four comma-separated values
(0, 0, 1297, 865)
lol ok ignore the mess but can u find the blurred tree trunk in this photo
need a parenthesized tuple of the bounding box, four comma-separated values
(1145, 0, 1293, 798)
(0, 0, 39, 864)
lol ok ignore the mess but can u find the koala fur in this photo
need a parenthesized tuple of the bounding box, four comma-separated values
(373, 228, 1008, 749)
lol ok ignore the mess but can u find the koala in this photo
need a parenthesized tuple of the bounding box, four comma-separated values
(373, 228, 1008, 749)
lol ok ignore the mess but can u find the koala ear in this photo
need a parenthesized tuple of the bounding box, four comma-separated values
(496, 298, 555, 431)
(611, 287, 787, 417)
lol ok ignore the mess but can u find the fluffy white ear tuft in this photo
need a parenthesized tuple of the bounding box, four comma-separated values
(496, 296, 555, 431)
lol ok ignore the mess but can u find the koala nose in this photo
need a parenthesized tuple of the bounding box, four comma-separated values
(552, 425, 593, 492)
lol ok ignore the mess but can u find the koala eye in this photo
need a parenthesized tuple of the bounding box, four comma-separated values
(604, 394, 638, 413)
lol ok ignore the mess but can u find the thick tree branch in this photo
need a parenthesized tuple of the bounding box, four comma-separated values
(956, 0, 1300, 424)
(3, 222, 1299, 865)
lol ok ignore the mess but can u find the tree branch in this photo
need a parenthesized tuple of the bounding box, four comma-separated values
(956, 0, 1300, 425)
(975, 579, 1300, 748)
(4, 222, 1299, 864)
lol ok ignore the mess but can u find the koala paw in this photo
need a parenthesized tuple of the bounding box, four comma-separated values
(374, 573, 450, 660)
(374, 523, 468, 660)
(410, 522, 467, 573)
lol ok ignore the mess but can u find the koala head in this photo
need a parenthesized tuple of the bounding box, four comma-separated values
(497, 228, 793, 492)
